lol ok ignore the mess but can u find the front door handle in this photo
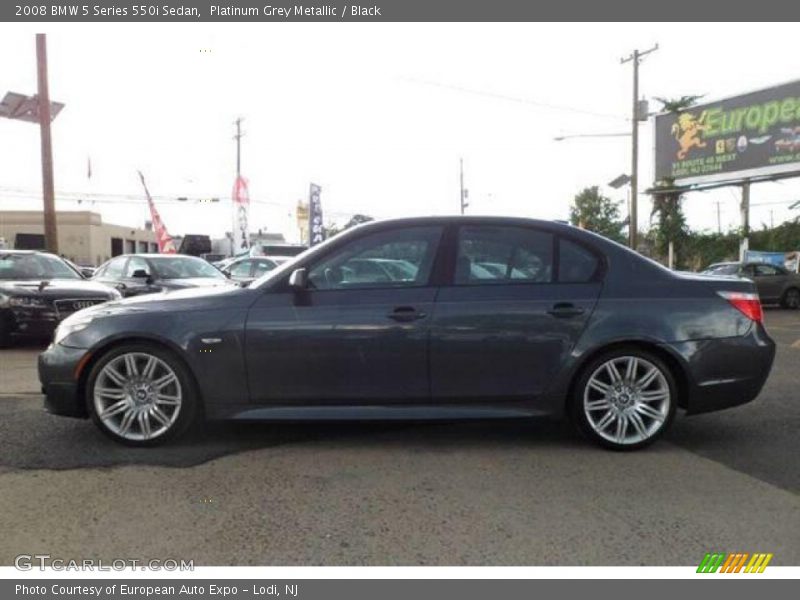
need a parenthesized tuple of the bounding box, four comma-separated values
(547, 302, 585, 318)
(387, 306, 427, 322)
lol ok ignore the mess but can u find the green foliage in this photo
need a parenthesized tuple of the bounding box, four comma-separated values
(654, 95, 705, 114)
(569, 186, 626, 244)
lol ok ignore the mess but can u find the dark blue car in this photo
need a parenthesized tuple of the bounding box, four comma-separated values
(39, 217, 775, 450)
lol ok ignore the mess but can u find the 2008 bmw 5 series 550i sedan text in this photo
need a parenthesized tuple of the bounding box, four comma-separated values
(38, 217, 776, 450)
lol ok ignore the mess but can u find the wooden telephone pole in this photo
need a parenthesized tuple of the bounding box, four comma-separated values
(36, 34, 58, 254)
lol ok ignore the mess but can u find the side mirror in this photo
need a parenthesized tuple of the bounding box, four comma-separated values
(131, 269, 149, 279)
(80, 268, 95, 279)
(222, 269, 231, 278)
(288, 268, 308, 290)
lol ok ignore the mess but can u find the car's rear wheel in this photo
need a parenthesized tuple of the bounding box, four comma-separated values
(86, 343, 198, 446)
(570, 349, 677, 451)
(781, 287, 800, 309)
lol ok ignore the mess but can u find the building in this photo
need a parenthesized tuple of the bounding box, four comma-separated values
(0, 210, 158, 266)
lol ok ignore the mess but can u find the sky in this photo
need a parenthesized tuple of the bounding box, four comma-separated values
(1, 22, 799, 243)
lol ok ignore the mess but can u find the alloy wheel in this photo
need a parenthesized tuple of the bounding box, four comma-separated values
(583, 355, 671, 446)
(93, 352, 183, 442)
(785, 288, 800, 309)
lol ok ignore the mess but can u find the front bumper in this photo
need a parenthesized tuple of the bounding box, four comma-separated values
(2, 306, 59, 338)
(663, 323, 776, 415)
(38, 343, 91, 418)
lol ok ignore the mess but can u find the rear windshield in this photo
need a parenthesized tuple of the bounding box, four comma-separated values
(0, 253, 81, 280)
(705, 264, 739, 275)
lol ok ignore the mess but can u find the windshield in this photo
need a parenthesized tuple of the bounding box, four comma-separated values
(0, 253, 81, 280)
(151, 256, 227, 280)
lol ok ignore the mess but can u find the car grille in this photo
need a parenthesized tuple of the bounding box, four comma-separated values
(53, 298, 108, 319)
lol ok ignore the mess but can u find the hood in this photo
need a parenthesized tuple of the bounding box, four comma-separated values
(160, 277, 233, 289)
(75, 283, 253, 319)
(0, 278, 118, 298)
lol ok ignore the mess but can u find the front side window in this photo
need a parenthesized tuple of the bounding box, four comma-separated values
(455, 226, 553, 285)
(124, 256, 151, 278)
(754, 264, 782, 276)
(308, 226, 443, 290)
(102, 257, 128, 279)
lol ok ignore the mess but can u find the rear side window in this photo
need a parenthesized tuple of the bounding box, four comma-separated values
(558, 238, 600, 283)
(455, 226, 553, 284)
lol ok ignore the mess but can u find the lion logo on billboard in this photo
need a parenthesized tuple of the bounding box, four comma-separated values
(671, 111, 708, 159)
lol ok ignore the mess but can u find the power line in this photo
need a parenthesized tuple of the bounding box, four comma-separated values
(404, 77, 629, 122)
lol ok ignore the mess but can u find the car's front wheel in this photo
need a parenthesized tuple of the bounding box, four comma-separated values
(86, 343, 198, 446)
(781, 287, 800, 309)
(570, 349, 677, 451)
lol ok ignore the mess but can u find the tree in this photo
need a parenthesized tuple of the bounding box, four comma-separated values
(648, 95, 704, 268)
(569, 186, 626, 244)
(654, 95, 704, 113)
(322, 214, 374, 239)
(650, 180, 689, 268)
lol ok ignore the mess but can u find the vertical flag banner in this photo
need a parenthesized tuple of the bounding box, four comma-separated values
(309, 183, 324, 246)
(137, 171, 176, 254)
(232, 175, 251, 253)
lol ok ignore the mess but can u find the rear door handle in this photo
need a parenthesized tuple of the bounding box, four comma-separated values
(547, 302, 585, 318)
(387, 306, 427, 322)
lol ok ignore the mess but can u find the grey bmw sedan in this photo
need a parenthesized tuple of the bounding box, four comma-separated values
(39, 217, 775, 450)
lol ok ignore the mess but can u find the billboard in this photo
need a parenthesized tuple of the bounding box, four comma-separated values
(654, 80, 800, 185)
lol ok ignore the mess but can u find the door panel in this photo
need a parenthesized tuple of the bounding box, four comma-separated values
(246, 288, 436, 403)
(430, 227, 602, 402)
(430, 283, 600, 400)
(245, 224, 445, 405)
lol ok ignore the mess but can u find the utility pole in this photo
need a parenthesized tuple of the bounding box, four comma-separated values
(36, 34, 58, 254)
(740, 180, 750, 261)
(716, 201, 722, 234)
(231, 117, 244, 255)
(621, 43, 658, 251)
(234, 117, 244, 177)
(459, 157, 468, 214)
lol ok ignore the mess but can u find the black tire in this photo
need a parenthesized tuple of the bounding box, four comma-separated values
(0, 319, 11, 348)
(780, 287, 800, 310)
(85, 342, 199, 447)
(569, 347, 678, 451)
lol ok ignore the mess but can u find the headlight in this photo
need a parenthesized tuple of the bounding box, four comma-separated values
(108, 289, 123, 300)
(7, 296, 48, 308)
(54, 314, 95, 345)
(0, 292, 8, 308)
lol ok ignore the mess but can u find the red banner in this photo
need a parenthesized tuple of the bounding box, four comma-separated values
(138, 171, 176, 254)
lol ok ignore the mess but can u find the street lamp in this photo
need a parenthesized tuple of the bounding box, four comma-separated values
(0, 34, 64, 253)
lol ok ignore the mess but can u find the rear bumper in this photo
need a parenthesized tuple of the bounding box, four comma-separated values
(662, 323, 776, 415)
(38, 343, 89, 418)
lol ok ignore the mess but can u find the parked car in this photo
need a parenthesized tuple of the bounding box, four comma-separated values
(0, 251, 120, 347)
(222, 256, 291, 284)
(91, 254, 234, 297)
(40, 217, 775, 449)
(702, 261, 800, 309)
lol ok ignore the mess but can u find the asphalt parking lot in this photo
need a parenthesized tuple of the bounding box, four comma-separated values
(0, 310, 798, 566)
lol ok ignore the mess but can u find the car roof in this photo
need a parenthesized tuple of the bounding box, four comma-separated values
(113, 253, 201, 259)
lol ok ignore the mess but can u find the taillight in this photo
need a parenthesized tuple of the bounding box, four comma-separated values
(718, 291, 763, 323)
